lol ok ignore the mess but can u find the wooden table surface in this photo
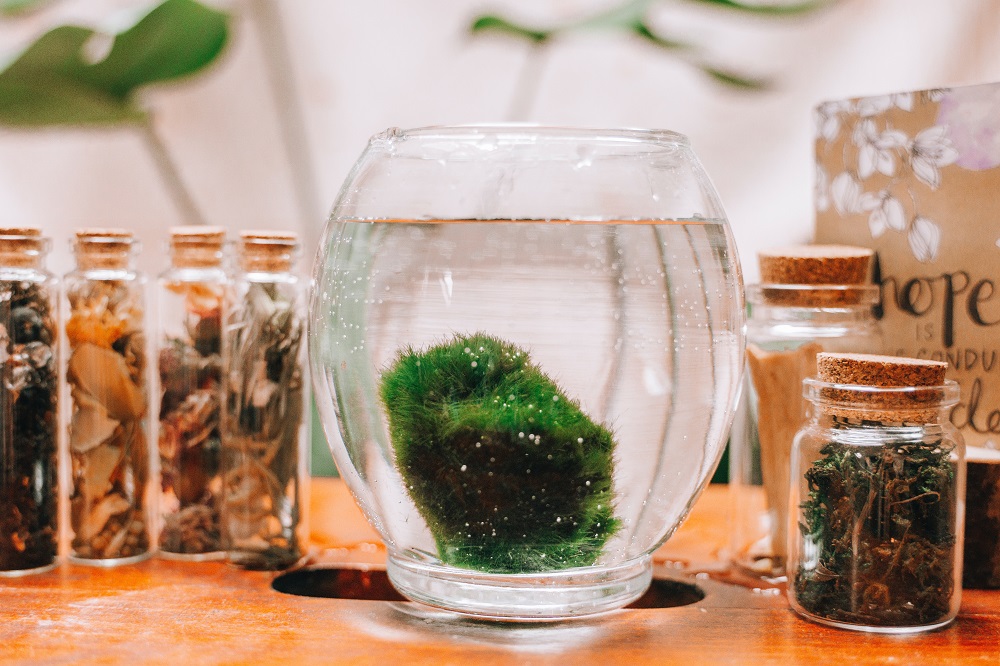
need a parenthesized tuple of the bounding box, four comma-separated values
(3, 479, 998, 665)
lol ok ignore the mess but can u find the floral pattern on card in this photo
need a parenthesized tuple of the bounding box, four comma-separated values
(815, 89, 967, 263)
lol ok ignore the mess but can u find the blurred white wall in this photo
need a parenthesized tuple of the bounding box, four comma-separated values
(1, 0, 999, 280)
(2, 0, 1000, 475)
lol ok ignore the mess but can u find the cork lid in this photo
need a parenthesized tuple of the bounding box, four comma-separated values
(169, 225, 226, 268)
(810, 352, 954, 423)
(171, 225, 225, 241)
(758, 244, 874, 306)
(817, 353, 946, 387)
(74, 228, 136, 269)
(239, 230, 299, 272)
(0, 226, 47, 268)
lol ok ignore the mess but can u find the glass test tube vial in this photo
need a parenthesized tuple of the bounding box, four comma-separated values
(65, 228, 152, 565)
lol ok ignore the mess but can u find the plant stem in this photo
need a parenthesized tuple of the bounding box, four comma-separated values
(138, 118, 208, 226)
(506, 41, 551, 121)
(246, 0, 323, 248)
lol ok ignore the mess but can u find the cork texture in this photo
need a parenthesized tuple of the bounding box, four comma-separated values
(0, 226, 41, 237)
(759, 244, 873, 306)
(0, 226, 45, 268)
(239, 230, 298, 272)
(170, 226, 226, 268)
(76, 228, 133, 239)
(170, 225, 227, 244)
(74, 228, 134, 270)
(815, 352, 948, 422)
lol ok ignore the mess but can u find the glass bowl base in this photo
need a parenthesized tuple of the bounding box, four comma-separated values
(387, 553, 653, 621)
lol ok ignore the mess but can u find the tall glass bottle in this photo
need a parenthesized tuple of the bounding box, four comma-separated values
(221, 231, 307, 570)
(65, 229, 152, 565)
(156, 226, 228, 560)
(729, 245, 880, 580)
(0, 227, 59, 575)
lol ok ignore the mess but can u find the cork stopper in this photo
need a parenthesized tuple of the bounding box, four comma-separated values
(238, 230, 299, 273)
(812, 352, 951, 423)
(169, 225, 226, 268)
(74, 227, 136, 270)
(758, 244, 874, 306)
(0, 226, 48, 268)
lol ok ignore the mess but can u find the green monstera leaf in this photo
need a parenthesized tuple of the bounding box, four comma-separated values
(0, 0, 229, 126)
(0, 0, 53, 17)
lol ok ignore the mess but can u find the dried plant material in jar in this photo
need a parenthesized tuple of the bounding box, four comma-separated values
(379, 333, 619, 574)
(791, 353, 962, 631)
(0, 228, 58, 574)
(222, 233, 305, 570)
(745, 341, 821, 569)
(158, 227, 227, 558)
(66, 229, 151, 563)
(731, 244, 878, 579)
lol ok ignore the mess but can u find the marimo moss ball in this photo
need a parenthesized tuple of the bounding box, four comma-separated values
(379, 333, 619, 574)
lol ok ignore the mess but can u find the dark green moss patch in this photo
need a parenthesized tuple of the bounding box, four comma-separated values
(380, 333, 619, 573)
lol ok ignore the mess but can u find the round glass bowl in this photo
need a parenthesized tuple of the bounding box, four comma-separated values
(309, 125, 745, 620)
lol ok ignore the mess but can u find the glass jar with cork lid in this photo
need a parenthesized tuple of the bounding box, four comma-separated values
(0, 227, 59, 575)
(221, 231, 307, 570)
(64, 228, 152, 565)
(156, 226, 228, 560)
(788, 352, 965, 633)
(729, 245, 881, 580)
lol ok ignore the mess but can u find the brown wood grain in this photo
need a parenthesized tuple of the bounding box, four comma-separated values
(1, 480, 997, 665)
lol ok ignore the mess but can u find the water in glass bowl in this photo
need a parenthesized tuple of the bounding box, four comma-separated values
(311, 217, 743, 619)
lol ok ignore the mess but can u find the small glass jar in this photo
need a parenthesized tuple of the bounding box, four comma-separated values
(221, 231, 308, 570)
(729, 246, 880, 580)
(156, 226, 228, 560)
(65, 229, 152, 565)
(0, 227, 59, 576)
(788, 352, 965, 633)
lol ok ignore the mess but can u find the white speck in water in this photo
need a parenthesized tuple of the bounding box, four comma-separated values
(464, 347, 471, 353)
(547, 454, 553, 460)
(556, 517, 562, 523)
(471, 361, 478, 368)
(577, 437, 583, 444)
(518, 432, 525, 438)
(552, 396, 559, 402)
(460, 465, 467, 472)
(585, 481, 591, 486)
(475, 442, 481, 448)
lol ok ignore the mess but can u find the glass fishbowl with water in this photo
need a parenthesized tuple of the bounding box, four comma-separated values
(309, 125, 744, 620)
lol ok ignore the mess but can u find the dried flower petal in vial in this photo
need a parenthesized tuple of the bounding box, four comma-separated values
(65, 229, 151, 564)
(222, 231, 306, 570)
(157, 226, 227, 559)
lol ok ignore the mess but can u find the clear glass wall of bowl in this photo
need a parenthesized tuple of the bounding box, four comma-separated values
(309, 126, 745, 620)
